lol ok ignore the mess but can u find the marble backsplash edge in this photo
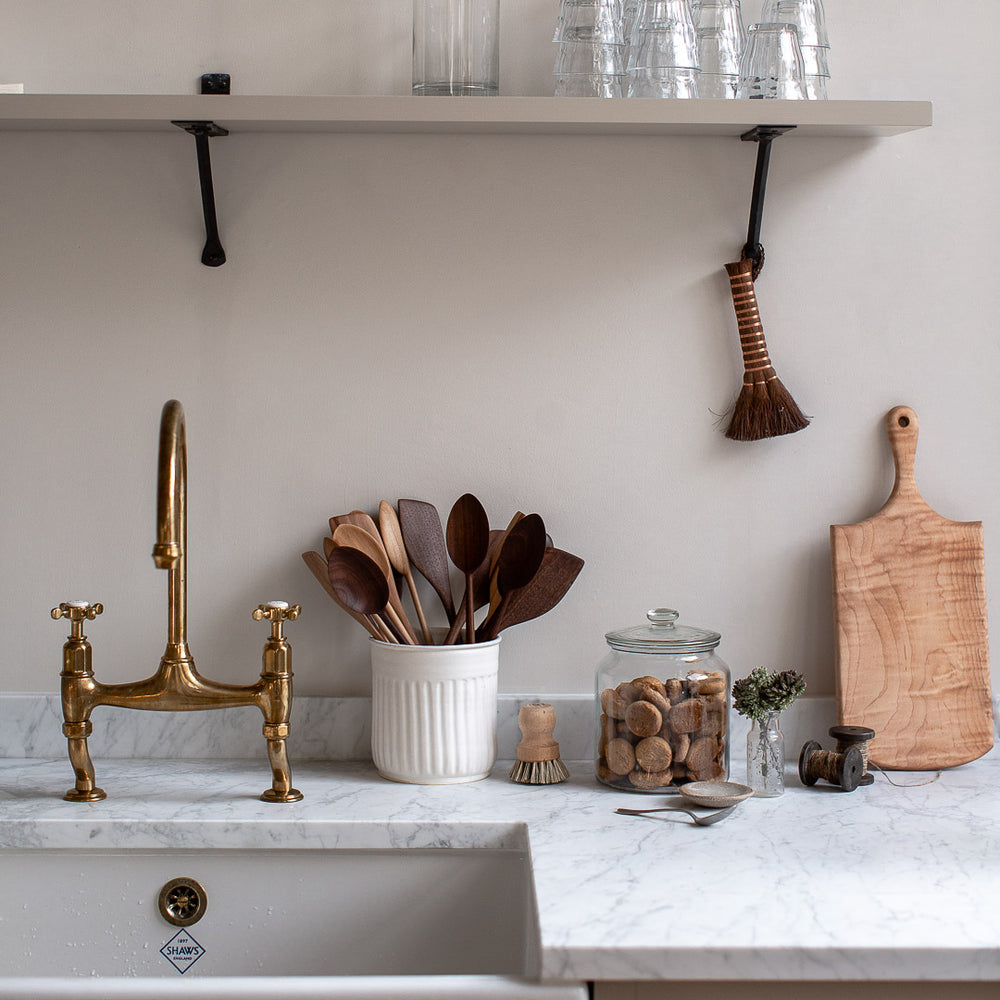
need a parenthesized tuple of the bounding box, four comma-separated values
(1, 692, 838, 763)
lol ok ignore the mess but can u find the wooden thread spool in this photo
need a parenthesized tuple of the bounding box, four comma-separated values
(830, 725, 876, 786)
(798, 740, 864, 792)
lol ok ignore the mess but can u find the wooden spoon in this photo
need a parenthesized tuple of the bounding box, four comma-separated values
(301, 550, 380, 639)
(477, 547, 584, 642)
(485, 512, 525, 624)
(477, 513, 547, 641)
(442, 529, 503, 645)
(326, 546, 413, 644)
(332, 523, 419, 644)
(398, 498, 456, 624)
(379, 500, 432, 644)
(329, 509, 381, 542)
(446, 494, 490, 644)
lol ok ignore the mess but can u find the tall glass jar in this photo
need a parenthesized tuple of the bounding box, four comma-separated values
(413, 0, 500, 96)
(596, 608, 730, 793)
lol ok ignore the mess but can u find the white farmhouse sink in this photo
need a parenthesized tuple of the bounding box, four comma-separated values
(0, 847, 585, 1000)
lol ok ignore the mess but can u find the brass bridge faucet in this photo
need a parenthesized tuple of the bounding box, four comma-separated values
(51, 400, 303, 803)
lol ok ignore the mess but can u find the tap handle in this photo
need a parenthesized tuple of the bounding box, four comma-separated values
(51, 601, 104, 622)
(253, 601, 300, 639)
(51, 601, 104, 638)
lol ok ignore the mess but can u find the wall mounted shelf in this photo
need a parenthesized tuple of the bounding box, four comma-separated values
(0, 94, 931, 137)
(0, 94, 932, 266)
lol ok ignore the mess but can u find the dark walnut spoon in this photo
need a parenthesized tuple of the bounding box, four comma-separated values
(327, 546, 413, 644)
(476, 513, 546, 642)
(446, 493, 490, 644)
(442, 529, 504, 646)
(478, 546, 584, 642)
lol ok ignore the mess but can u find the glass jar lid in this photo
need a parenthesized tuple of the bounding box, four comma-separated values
(605, 608, 722, 654)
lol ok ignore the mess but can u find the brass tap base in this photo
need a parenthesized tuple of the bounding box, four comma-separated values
(261, 788, 303, 803)
(64, 787, 106, 802)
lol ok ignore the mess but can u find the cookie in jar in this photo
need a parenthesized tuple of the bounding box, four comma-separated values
(596, 608, 730, 793)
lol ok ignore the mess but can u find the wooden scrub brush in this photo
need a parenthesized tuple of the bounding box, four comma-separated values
(723, 257, 809, 441)
(508, 702, 570, 785)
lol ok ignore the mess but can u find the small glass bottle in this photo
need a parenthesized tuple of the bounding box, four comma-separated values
(596, 608, 730, 794)
(746, 710, 784, 796)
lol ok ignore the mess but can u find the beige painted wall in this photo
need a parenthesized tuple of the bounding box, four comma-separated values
(1, 2, 996, 699)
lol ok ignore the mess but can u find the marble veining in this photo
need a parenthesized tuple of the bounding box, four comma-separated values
(1, 748, 997, 983)
(0, 692, 833, 761)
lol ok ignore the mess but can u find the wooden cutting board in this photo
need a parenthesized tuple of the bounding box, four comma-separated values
(830, 405, 993, 769)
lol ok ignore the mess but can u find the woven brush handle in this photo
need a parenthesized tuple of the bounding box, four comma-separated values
(725, 258, 774, 382)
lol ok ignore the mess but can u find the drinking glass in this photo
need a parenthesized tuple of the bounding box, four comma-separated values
(737, 22, 805, 100)
(553, 0, 624, 44)
(626, 0, 700, 99)
(760, 0, 828, 47)
(413, 0, 500, 96)
(691, 0, 745, 99)
(553, 0, 625, 97)
(622, 0, 641, 41)
(760, 0, 829, 97)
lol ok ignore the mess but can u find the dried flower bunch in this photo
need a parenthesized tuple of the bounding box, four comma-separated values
(732, 666, 806, 722)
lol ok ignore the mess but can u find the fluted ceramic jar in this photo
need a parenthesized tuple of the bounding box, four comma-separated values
(596, 608, 730, 793)
(371, 636, 500, 784)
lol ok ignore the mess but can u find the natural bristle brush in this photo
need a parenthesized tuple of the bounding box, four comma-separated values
(508, 702, 570, 785)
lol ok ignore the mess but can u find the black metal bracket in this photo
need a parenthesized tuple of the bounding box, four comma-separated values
(740, 125, 796, 278)
(171, 120, 229, 267)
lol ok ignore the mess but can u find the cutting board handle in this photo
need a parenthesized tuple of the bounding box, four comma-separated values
(886, 405, 922, 505)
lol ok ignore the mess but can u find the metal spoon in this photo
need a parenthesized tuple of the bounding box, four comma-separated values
(615, 803, 738, 826)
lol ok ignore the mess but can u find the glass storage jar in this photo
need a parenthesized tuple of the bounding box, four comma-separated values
(596, 608, 730, 793)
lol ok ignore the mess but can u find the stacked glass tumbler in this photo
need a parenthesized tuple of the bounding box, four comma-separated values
(760, 0, 830, 98)
(690, 0, 745, 99)
(737, 21, 806, 99)
(553, 0, 626, 97)
(626, 0, 700, 99)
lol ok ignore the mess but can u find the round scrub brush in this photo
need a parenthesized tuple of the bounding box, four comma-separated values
(508, 702, 570, 785)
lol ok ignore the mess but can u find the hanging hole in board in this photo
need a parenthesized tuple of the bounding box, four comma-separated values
(898, 415, 910, 427)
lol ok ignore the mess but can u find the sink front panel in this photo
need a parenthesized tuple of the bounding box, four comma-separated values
(0, 848, 537, 978)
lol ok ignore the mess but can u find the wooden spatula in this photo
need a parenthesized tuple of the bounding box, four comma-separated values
(398, 499, 456, 624)
(830, 405, 993, 769)
(478, 547, 584, 642)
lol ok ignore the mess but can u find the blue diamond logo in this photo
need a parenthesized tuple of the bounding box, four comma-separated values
(160, 929, 205, 974)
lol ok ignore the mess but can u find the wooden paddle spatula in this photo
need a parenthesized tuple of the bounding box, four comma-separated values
(830, 406, 993, 769)
(398, 498, 456, 624)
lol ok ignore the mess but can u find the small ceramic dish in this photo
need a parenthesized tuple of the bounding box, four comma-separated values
(679, 780, 754, 808)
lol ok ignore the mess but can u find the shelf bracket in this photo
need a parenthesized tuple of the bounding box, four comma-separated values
(170, 120, 229, 267)
(740, 125, 796, 278)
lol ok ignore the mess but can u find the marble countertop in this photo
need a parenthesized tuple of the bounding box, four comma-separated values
(2, 750, 999, 984)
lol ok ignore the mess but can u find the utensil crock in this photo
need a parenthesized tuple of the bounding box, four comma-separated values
(371, 636, 501, 784)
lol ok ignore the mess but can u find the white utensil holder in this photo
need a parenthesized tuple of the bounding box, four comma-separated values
(370, 636, 500, 784)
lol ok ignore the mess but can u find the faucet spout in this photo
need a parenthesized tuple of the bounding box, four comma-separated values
(152, 399, 188, 654)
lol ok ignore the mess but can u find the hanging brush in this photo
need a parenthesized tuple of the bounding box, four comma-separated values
(723, 257, 809, 442)
(508, 702, 569, 785)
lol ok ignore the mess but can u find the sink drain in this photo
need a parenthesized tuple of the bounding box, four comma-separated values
(158, 877, 208, 927)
